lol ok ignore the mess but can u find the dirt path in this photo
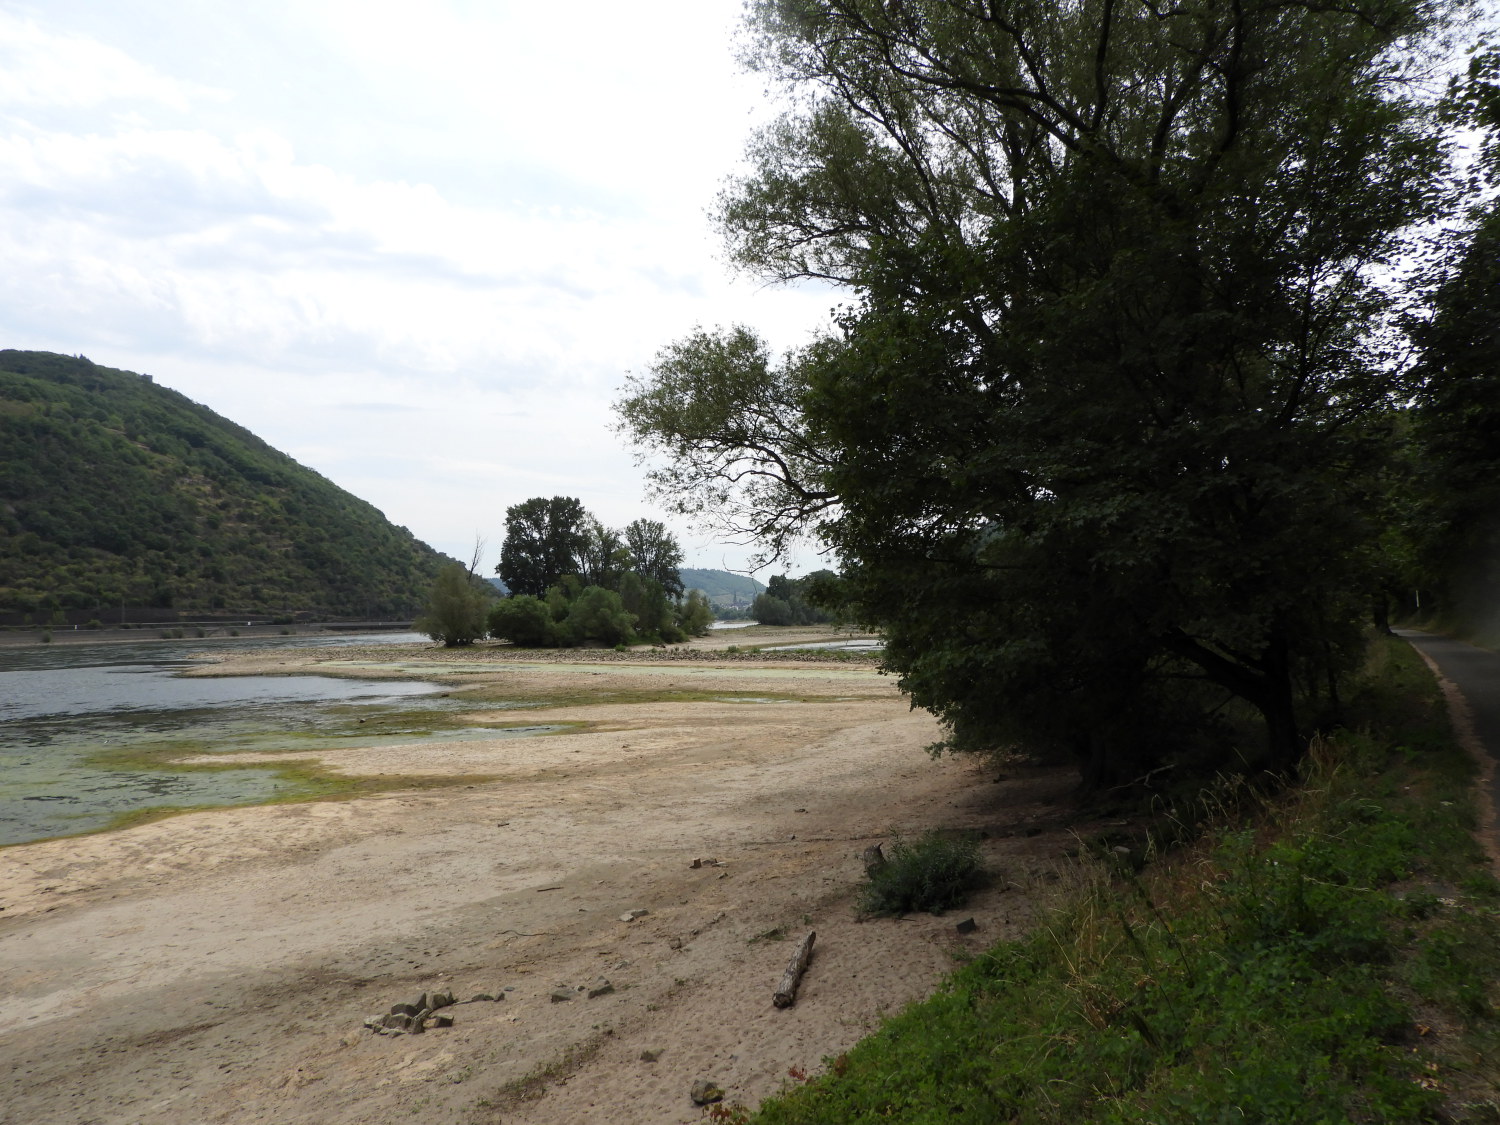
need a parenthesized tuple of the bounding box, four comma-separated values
(0, 642, 1092, 1124)
(1399, 630, 1500, 870)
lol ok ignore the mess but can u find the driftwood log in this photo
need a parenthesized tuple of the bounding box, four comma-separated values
(772, 930, 816, 1009)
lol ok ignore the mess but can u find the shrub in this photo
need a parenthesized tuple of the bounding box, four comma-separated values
(413, 562, 489, 646)
(859, 831, 983, 916)
(567, 585, 635, 647)
(488, 594, 558, 646)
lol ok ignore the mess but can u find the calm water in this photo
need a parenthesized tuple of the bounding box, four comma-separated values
(0, 633, 488, 846)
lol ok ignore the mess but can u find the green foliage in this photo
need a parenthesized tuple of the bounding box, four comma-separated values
(858, 831, 983, 917)
(489, 500, 707, 647)
(623, 518, 686, 597)
(1399, 45, 1500, 637)
(753, 639, 1500, 1124)
(413, 563, 491, 646)
(615, 327, 838, 564)
(677, 588, 715, 637)
(496, 496, 590, 598)
(0, 350, 454, 619)
(487, 594, 559, 646)
(621, 0, 1460, 782)
(562, 585, 635, 647)
(751, 571, 839, 626)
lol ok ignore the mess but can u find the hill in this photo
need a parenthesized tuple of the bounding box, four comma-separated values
(0, 351, 457, 624)
(680, 567, 764, 609)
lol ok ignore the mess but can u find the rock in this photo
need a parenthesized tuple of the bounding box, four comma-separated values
(429, 990, 456, 1009)
(619, 908, 649, 922)
(587, 979, 615, 999)
(550, 988, 575, 1003)
(390, 1002, 421, 1017)
(427, 1015, 455, 1029)
(380, 1012, 413, 1030)
(668, 937, 683, 950)
(955, 917, 978, 934)
(640, 1049, 661, 1062)
(690, 1079, 725, 1106)
(471, 993, 497, 1002)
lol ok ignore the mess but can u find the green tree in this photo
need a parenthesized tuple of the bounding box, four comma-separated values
(1404, 39, 1500, 635)
(414, 562, 490, 646)
(497, 496, 589, 598)
(622, 518, 686, 597)
(677, 588, 715, 637)
(619, 0, 1457, 782)
(577, 517, 631, 590)
(565, 585, 636, 647)
(751, 591, 793, 626)
(616, 328, 837, 565)
(487, 594, 558, 646)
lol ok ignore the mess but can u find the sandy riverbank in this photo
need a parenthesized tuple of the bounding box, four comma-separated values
(0, 633, 1096, 1124)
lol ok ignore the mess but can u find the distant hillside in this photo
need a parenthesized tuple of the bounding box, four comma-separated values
(0, 350, 457, 623)
(680, 567, 764, 609)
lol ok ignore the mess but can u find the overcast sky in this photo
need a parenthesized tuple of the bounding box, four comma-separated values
(0, 1, 834, 576)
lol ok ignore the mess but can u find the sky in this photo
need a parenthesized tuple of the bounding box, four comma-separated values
(0, 1, 835, 576)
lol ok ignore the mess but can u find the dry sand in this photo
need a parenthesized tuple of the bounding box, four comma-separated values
(0, 631, 1096, 1124)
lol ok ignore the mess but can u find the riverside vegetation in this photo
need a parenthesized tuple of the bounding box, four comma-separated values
(746, 638, 1500, 1124)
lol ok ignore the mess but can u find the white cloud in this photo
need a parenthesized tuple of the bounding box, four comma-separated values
(0, 1, 832, 575)
(0, 10, 219, 112)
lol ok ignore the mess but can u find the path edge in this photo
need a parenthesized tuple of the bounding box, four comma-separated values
(1407, 641, 1500, 873)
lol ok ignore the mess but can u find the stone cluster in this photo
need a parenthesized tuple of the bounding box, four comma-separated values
(362, 989, 499, 1036)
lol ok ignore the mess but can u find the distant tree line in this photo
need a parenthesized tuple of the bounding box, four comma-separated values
(750, 572, 840, 626)
(415, 496, 713, 647)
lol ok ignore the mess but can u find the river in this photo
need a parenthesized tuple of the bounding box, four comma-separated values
(0, 632, 449, 847)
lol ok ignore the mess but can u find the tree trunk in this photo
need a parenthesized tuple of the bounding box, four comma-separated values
(1259, 634, 1302, 773)
(772, 931, 816, 1009)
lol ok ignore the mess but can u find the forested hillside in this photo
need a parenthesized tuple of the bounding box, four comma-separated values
(679, 567, 764, 609)
(0, 351, 455, 623)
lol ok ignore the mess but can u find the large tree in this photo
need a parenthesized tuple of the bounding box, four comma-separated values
(619, 0, 1458, 782)
(496, 496, 590, 598)
(622, 518, 686, 597)
(1404, 39, 1500, 634)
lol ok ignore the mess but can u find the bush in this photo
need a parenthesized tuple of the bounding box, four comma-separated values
(488, 594, 558, 646)
(413, 562, 489, 646)
(566, 585, 635, 647)
(859, 831, 983, 916)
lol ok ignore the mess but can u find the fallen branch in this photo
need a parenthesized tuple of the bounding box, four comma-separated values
(772, 930, 816, 1009)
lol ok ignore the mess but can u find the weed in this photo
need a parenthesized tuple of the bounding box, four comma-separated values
(751, 637, 1500, 1123)
(706, 1103, 752, 1123)
(858, 830, 983, 916)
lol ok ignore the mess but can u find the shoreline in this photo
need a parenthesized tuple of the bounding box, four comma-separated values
(0, 640, 1091, 1124)
(0, 621, 418, 649)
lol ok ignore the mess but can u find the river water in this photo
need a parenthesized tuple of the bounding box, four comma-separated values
(0, 632, 454, 847)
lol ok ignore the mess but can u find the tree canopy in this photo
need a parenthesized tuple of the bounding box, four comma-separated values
(497, 496, 591, 598)
(488, 497, 708, 647)
(617, 0, 1465, 784)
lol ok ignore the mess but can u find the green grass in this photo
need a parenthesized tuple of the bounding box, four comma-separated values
(753, 637, 1500, 1123)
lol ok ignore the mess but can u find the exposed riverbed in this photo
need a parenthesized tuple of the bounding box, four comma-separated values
(0, 627, 1091, 1125)
(0, 633, 544, 846)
